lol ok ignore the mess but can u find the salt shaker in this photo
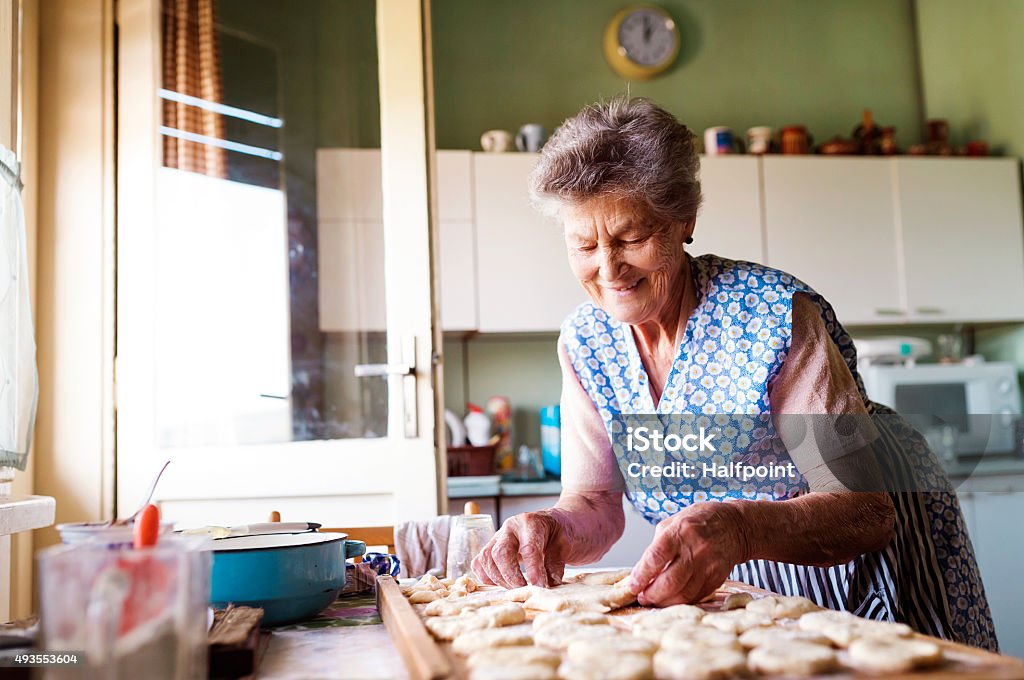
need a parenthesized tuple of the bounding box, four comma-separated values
(446, 502, 495, 579)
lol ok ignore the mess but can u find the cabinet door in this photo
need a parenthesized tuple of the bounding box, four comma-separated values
(437, 151, 478, 330)
(897, 158, 1024, 322)
(473, 153, 584, 332)
(317, 149, 479, 331)
(763, 157, 903, 325)
(970, 492, 1024, 657)
(694, 156, 765, 263)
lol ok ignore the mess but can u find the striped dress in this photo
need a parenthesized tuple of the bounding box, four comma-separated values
(560, 254, 998, 651)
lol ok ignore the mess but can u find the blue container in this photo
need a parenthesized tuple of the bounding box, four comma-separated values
(540, 404, 561, 477)
(210, 532, 365, 626)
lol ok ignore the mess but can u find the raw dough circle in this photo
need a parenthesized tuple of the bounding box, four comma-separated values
(748, 641, 838, 675)
(452, 624, 535, 655)
(848, 637, 943, 673)
(567, 636, 657, 664)
(653, 647, 748, 680)
(557, 653, 653, 680)
(466, 646, 561, 669)
(534, 622, 622, 650)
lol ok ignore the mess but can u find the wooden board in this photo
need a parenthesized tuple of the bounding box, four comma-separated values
(378, 577, 1024, 680)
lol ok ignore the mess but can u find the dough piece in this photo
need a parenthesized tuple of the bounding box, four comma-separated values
(659, 624, 742, 653)
(415, 574, 447, 591)
(534, 621, 621, 650)
(469, 664, 557, 680)
(557, 653, 653, 680)
(409, 589, 445, 604)
(441, 577, 456, 587)
(424, 604, 525, 640)
(451, 574, 479, 595)
(451, 624, 534, 655)
(472, 603, 527, 628)
(524, 582, 637, 613)
(425, 615, 470, 641)
(721, 592, 753, 611)
(466, 646, 562, 669)
(701, 610, 772, 634)
(504, 585, 541, 602)
(425, 597, 485, 617)
(799, 610, 913, 647)
(566, 569, 633, 586)
(470, 664, 558, 680)
(847, 637, 943, 673)
(748, 641, 838, 675)
(566, 636, 657, 664)
(653, 647, 748, 680)
(738, 626, 831, 649)
(745, 595, 818, 620)
(630, 608, 706, 644)
(532, 611, 609, 632)
(796, 609, 860, 631)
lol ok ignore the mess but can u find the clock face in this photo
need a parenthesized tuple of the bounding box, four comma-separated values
(617, 8, 678, 67)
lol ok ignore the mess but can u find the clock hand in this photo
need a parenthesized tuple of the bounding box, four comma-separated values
(643, 15, 652, 43)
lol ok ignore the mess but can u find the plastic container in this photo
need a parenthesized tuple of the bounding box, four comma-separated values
(57, 520, 177, 549)
(540, 405, 561, 476)
(463, 404, 491, 447)
(38, 534, 211, 679)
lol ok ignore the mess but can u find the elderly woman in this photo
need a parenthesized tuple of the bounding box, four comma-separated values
(471, 97, 997, 651)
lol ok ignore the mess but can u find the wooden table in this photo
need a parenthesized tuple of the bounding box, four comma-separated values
(377, 577, 1024, 680)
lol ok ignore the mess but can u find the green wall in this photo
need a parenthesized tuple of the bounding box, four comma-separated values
(916, 0, 1024, 156)
(431, 0, 923, 150)
(915, 1, 1024, 370)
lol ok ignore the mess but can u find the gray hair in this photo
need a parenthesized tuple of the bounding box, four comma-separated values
(529, 97, 702, 227)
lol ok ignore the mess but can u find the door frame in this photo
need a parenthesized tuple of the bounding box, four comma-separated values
(115, 0, 445, 524)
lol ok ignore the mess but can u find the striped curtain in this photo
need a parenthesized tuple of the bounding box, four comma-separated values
(161, 0, 227, 177)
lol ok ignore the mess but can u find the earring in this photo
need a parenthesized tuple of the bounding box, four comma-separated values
(684, 236, 693, 245)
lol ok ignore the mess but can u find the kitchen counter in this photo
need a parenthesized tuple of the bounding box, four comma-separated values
(446, 475, 561, 499)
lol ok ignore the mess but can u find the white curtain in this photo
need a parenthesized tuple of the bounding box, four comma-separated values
(0, 144, 36, 470)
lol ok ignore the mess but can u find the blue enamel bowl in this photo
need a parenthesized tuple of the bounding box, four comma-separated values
(209, 532, 366, 626)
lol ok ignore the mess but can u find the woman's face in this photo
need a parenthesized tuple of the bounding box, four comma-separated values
(561, 196, 688, 325)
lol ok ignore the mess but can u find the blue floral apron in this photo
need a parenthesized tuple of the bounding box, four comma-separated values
(560, 254, 998, 651)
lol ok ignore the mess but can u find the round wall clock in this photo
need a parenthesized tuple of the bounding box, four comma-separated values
(603, 4, 680, 81)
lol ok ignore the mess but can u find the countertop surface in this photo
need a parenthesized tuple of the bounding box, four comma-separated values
(447, 475, 561, 498)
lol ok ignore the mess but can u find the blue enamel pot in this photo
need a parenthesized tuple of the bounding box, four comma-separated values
(209, 532, 366, 626)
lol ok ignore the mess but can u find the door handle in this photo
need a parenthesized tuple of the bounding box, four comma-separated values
(353, 363, 413, 378)
(915, 307, 943, 315)
(353, 336, 419, 438)
(874, 308, 905, 316)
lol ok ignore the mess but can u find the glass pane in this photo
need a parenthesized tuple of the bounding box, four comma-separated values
(153, 0, 387, 447)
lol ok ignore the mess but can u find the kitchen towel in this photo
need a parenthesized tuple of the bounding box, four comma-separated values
(0, 144, 36, 470)
(395, 515, 453, 578)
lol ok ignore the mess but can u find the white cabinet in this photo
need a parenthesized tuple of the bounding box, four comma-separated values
(958, 491, 1024, 657)
(316, 149, 479, 332)
(436, 151, 478, 331)
(897, 158, 1024, 323)
(762, 156, 1024, 326)
(472, 153, 584, 333)
(695, 156, 765, 263)
(317, 151, 1024, 333)
(763, 157, 903, 325)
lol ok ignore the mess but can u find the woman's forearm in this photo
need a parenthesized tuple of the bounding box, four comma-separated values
(726, 491, 895, 568)
(547, 490, 625, 565)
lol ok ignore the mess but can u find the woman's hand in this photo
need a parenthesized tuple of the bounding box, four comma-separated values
(472, 510, 569, 588)
(628, 502, 748, 606)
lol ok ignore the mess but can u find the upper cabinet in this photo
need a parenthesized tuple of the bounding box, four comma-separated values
(694, 156, 765, 263)
(316, 149, 479, 332)
(472, 153, 583, 333)
(897, 158, 1024, 323)
(318, 150, 1024, 333)
(763, 157, 903, 325)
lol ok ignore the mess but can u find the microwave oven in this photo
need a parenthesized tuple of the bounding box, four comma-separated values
(859, 362, 1022, 457)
